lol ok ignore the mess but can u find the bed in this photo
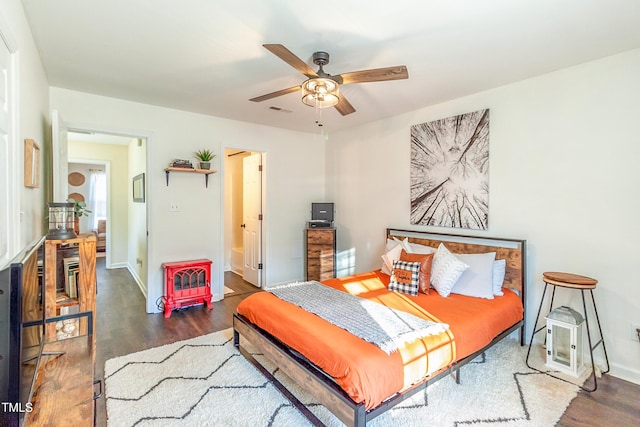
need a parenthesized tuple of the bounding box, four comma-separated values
(233, 229, 526, 426)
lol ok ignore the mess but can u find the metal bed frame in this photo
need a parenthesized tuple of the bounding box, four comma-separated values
(234, 229, 527, 426)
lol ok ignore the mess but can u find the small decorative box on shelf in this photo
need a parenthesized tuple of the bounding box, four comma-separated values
(162, 259, 213, 318)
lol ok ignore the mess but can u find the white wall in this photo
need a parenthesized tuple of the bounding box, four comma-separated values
(128, 138, 147, 292)
(50, 87, 325, 313)
(327, 49, 640, 384)
(1, 0, 49, 250)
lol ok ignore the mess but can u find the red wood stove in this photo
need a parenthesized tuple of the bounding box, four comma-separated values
(162, 259, 213, 318)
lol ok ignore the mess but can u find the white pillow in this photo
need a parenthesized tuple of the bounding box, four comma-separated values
(430, 243, 470, 297)
(493, 259, 506, 296)
(452, 252, 496, 299)
(386, 237, 411, 252)
(381, 242, 404, 275)
(408, 242, 437, 254)
(381, 238, 412, 274)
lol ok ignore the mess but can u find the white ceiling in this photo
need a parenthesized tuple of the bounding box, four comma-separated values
(21, 0, 640, 134)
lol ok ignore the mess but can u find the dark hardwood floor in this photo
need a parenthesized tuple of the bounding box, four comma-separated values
(94, 259, 640, 427)
(95, 260, 260, 426)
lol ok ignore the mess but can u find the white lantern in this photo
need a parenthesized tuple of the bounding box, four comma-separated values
(545, 306, 585, 377)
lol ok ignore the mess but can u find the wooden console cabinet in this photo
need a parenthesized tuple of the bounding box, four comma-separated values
(43, 234, 97, 340)
(27, 234, 97, 426)
(305, 228, 336, 281)
(27, 337, 96, 426)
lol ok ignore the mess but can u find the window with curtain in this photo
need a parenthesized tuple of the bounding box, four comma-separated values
(89, 170, 107, 230)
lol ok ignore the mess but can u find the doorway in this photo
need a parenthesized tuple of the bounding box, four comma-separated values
(223, 149, 264, 288)
(64, 130, 143, 274)
(52, 112, 149, 304)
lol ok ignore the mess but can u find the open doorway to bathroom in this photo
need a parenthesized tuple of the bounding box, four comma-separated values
(223, 148, 265, 288)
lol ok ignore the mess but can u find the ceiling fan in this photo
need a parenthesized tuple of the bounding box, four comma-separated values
(250, 44, 409, 116)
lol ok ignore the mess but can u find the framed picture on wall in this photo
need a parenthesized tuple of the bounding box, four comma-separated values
(24, 139, 41, 188)
(410, 109, 490, 230)
(133, 173, 145, 203)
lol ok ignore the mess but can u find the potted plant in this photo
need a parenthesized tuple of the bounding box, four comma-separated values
(67, 198, 92, 234)
(194, 149, 216, 170)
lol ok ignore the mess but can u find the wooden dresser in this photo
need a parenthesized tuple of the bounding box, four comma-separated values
(305, 228, 336, 281)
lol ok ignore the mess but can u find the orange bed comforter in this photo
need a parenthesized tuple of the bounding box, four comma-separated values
(236, 270, 523, 410)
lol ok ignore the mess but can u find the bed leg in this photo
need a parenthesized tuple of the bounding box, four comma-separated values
(454, 368, 461, 384)
(233, 328, 240, 347)
(354, 406, 366, 427)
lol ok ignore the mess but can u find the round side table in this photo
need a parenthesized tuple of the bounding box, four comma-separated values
(526, 272, 610, 392)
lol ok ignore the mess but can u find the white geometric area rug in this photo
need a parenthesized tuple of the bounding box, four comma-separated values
(105, 329, 583, 427)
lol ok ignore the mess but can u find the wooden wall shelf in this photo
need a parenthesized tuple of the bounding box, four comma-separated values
(164, 167, 217, 188)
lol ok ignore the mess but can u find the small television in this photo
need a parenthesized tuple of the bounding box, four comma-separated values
(0, 235, 46, 426)
(311, 202, 334, 223)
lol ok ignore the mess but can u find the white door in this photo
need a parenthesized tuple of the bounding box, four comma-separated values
(0, 35, 17, 267)
(51, 110, 69, 202)
(242, 153, 262, 287)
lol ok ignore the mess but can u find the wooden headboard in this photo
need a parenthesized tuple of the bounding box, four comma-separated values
(386, 228, 527, 295)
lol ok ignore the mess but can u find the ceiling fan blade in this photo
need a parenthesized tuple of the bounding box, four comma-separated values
(334, 93, 356, 116)
(249, 85, 300, 103)
(337, 66, 408, 85)
(263, 44, 318, 79)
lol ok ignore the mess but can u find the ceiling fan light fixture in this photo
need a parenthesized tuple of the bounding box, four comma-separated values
(301, 77, 339, 108)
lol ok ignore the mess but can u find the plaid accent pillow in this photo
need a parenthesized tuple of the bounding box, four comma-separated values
(389, 260, 421, 296)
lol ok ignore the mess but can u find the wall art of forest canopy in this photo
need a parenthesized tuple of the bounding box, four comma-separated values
(410, 109, 489, 230)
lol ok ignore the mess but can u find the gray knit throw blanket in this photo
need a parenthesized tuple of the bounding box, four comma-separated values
(269, 281, 449, 354)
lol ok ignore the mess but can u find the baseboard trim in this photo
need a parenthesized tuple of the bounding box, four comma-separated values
(109, 262, 128, 269)
(610, 362, 640, 386)
(126, 263, 147, 299)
